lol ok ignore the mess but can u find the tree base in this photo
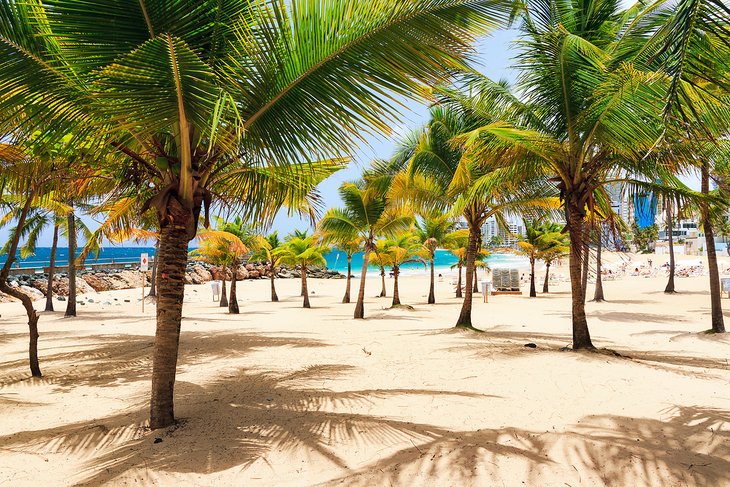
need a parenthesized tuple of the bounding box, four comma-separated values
(454, 323, 483, 332)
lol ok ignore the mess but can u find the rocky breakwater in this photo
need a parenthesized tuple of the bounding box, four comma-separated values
(1, 262, 344, 303)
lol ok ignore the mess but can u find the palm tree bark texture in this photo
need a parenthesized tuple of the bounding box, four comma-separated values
(0, 195, 42, 377)
(567, 203, 595, 349)
(64, 203, 77, 317)
(45, 222, 60, 312)
(149, 201, 195, 429)
(700, 162, 725, 333)
(455, 222, 480, 329)
(342, 254, 352, 303)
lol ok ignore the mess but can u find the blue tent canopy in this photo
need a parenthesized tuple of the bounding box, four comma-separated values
(633, 193, 657, 228)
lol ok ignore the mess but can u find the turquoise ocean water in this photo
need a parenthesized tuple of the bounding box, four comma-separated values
(2, 247, 528, 274)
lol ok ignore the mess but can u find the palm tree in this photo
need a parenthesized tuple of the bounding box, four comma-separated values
(455, 0, 727, 346)
(394, 98, 558, 329)
(516, 222, 542, 298)
(0, 142, 69, 377)
(443, 229, 470, 298)
(0, 0, 515, 428)
(251, 232, 284, 302)
(319, 180, 412, 318)
(414, 211, 455, 304)
(375, 233, 426, 306)
(318, 227, 362, 304)
(189, 236, 234, 307)
(274, 235, 329, 308)
(190, 229, 249, 313)
(369, 239, 393, 299)
(539, 229, 570, 294)
(219, 217, 264, 314)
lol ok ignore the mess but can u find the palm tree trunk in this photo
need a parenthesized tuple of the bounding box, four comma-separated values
(568, 203, 594, 349)
(379, 266, 386, 297)
(542, 262, 551, 293)
(427, 257, 435, 304)
(665, 199, 676, 293)
(219, 269, 228, 307)
(302, 266, 310, 308)
(270, 266, 279, 302)
(701, 163, 725, 333)
(65, 202, 77, 317)
(148, 239, 160, 298)
(456, 223, 479, 328)
(392, 266, 401, 306)
(593, 234, 604, 302)
(228, 264, 239, 314)
(581, 241, 589, 304)
(342, 254, 352, 303)
(45, 222, 59, 312)
(150, 214, 193, 429)
(456, 263, 463, 298)
(354, 245, 371, 319)
(529, 258, 537, 297)
(0, 193, 41, 377)
(472, 268, 479, 293)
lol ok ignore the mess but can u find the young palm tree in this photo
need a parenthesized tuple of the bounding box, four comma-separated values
(368, 239, 393, 299)
(539, 230, 570, 294)
(516, 222, 543, 298)
(274, 235, 329, 308)
(414, 211, 455, 304)
(318, 227, 363, 304)
(375, 233, 427, 306)
(250, 232, 284, 302)
(319, 180, 412, 318)
(443, 229, 470, 298)
(218, 217, 264, 314)
(189, 236, 234, 307)
(0, 143, 69, 377)
(190, 229, 249, 313)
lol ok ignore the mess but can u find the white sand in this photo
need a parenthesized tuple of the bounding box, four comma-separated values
(1, 254, 729, 486)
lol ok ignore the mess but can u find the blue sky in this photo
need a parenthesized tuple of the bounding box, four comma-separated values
(2, 28, 519, 248)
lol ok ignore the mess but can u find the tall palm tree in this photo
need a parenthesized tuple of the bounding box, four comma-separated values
(394, 98, 558, 329)
(319, 180, 412, 318)
(455, 0, 726, 346)
(0, 0, 517, 428)
(274, 235, 329, 308)
(414, 211, 455, 304)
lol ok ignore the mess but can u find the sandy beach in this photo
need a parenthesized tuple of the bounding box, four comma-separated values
(1, 254, 729, 486)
